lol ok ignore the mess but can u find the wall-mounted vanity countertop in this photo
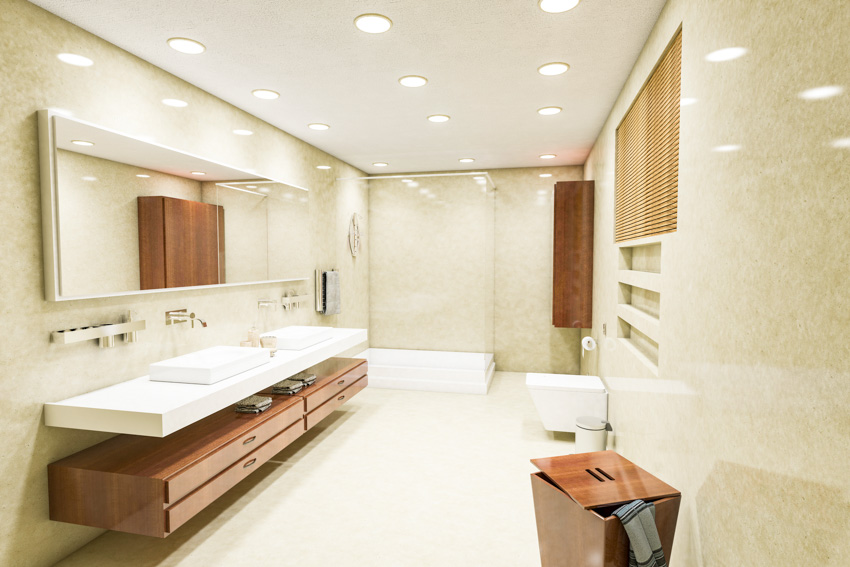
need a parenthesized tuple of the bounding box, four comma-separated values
(44, 327, 367, 437)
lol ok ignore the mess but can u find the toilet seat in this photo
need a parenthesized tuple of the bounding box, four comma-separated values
(525, 373, 605, 393)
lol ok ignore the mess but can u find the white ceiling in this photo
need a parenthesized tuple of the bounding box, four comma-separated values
(31, 0, 667, 174)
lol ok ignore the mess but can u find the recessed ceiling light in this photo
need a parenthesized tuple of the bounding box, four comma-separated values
(308, 123, 330, 130)
(136, 174, 150, 178)
(680, 97, 699, 106)
(71, 140, 94, 146)
(317, 165, 332, 170)
(373, 162, 388, 167)
(57, 53, 93, 67)
(798, 85, 844, 100)
(832, 138, 850, 149)
(233, 129, 253, 136)
(539, 154, 557, 159)
(538, 62, 570, 76)
(538, 106, 562, 115)
(428, 114, 450, 123)
(399, 75, 428, 87)
(539, 173, 552, 178)
(458, 158, 475, 163)
(252, 89, 280, 100)
(162, 98, 188, 107)
(81, 176, 97, 181)
(191, 171, 206, 175)
(705, 47, 748, 62)
(712, 144, 742, 152)
(354, 13, 392, 34)
(538, 0, 581, 13)
(167, 37, 206, 55)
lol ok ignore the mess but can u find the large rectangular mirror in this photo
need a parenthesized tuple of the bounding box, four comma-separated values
(38, 110, 312, 301)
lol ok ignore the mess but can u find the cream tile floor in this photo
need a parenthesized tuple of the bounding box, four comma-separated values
(57, 372, 574, 567)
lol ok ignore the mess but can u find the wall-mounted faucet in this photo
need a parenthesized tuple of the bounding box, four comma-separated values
(165, 309, 208, 328)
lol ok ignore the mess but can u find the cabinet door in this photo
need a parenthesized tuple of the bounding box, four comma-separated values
(553, 181, 594, 328)
(163, 197, 222, 288)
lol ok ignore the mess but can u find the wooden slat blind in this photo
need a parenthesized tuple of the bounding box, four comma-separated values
(615, 30, 681, 242)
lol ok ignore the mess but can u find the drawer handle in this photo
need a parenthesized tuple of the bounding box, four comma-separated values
(337, 395, 345, 401)
(243, 436, 256, 446)
(337, 380, 345, 386)
(243, 458, 257, 469)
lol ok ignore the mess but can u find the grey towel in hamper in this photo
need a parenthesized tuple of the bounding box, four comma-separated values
(234, 395, 272, 414)
(612, 499, 667, 567)
(271, 379, 304, 395)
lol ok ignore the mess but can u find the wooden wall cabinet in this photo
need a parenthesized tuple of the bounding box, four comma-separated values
(553, 181, 594, 328)
(138, 196, 225, 290)
(48, 358, 368, 537)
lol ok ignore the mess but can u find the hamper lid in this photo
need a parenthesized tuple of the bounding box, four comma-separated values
(530, 451, 680, 509)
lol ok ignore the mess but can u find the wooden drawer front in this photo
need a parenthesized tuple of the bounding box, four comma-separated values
(305, 364, 368, 412)
(305, 376, 367, 430)
(164, 401, 303, 504)
(166, 418, 305, 534)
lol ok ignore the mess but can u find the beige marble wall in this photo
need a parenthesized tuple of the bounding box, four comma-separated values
(582, 1, 850, 565)
(0, 1, 368, 566)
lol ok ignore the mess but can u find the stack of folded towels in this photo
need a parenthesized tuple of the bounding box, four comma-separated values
(270, 371, 318, 395)
(234, 395, 272, 414)
(288, 371, 317, 386)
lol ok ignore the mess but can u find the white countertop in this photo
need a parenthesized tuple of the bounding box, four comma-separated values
(44, 327, 367, 437)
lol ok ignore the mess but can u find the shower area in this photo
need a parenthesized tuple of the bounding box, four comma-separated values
(356, 172, 496, 394)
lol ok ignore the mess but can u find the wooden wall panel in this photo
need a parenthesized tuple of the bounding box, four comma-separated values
(137, 196, 165, 290)
(615, 30, 681, 242)
(553, 181, 594, 328)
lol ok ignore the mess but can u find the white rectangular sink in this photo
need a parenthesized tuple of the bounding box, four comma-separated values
(264, 326, 334, 350)
(149, 346, 270, 385)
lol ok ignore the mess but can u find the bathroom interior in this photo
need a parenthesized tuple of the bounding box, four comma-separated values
(1, 0, 847, 565)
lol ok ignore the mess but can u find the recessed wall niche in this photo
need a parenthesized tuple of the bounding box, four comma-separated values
(617, 242, 661, 374)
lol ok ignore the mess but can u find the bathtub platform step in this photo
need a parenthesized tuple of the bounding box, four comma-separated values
(355, 349, 494, 395)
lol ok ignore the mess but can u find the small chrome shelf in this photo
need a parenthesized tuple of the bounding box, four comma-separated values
(52, 319, 146, 348)
(282, 294, 311, 311)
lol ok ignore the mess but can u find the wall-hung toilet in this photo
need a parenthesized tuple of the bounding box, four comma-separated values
(526, 373, 608, 432)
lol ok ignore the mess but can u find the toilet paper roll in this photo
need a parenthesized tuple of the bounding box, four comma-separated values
(581, 336, 597, 351)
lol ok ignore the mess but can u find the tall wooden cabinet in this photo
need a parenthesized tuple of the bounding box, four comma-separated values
(553, 181, 594, 328)
(138, 196, 225, 289)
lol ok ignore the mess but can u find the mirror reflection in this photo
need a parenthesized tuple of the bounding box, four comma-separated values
(50, 115, 310, 298)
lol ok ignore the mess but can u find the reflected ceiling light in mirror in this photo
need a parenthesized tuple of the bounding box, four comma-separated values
(57, 53, 93, 67)
(538, 106, 562, 115)
(539, 0, 581, 13)
(798, 85, 844, 100)
(233, 129, 253, 135)
(373, 162, 388, 167)
(308, 123, 330, 130)
(537, 189, 549, 195)
(252, 89, 280, 100)
(830, 138, 850, 149)
(191, 171, 206, 175)
(712, 144, 742, 152)
(418, 188, 429, 195)
(316, 165, 332, 170)
(399, 75, 428, 87)
(538, 62, 569, 76)
(427, 194, 436, 199)
(459, 158, 475, 163)
(354, 13, 392, 34)
(71, 140, 94, 146)
(428, 114, 450, 123)
(680, 97, 698, 106)
(259, 187, 271, 193)
(539, 173, 552, 178)
(246, 185, 257, 189)
(162, 98, 188, 107)
(300, 197, 308, 203)
(401, 179, 413, 183)
(167, 37, 206, 54)
(705, 47, 748, 62)
(136, 174, 150, 178)
(81, 176, 97, 181)
(539, 154, 556, 159)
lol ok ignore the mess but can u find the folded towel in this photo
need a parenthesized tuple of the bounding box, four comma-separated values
(322, 271, 340, 315)
(287, 371, 316, 386)
(234, 395, 272, 414)
(271, 379, 304, 395)
(612, 500, 666, 567)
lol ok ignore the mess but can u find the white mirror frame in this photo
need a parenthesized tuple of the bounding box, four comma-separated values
(37, 109, 310, 302)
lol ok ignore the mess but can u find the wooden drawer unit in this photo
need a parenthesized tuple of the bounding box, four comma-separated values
(49, 357, 369, 537)
(305, 375, 368, 430)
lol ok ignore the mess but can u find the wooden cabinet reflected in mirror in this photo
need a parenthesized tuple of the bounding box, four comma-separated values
(138, 196, 225, 289)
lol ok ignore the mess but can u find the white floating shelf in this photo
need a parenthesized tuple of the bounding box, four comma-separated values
(44, 327, 367, 437)
(617, 304, 661, 342)
(618, 270, 662, 293)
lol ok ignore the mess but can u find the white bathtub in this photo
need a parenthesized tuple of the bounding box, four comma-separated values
(355, 348, 495, 394)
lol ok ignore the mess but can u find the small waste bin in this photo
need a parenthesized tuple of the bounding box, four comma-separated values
(529, 451, 681, 567)
(575, 415, 608, 453)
